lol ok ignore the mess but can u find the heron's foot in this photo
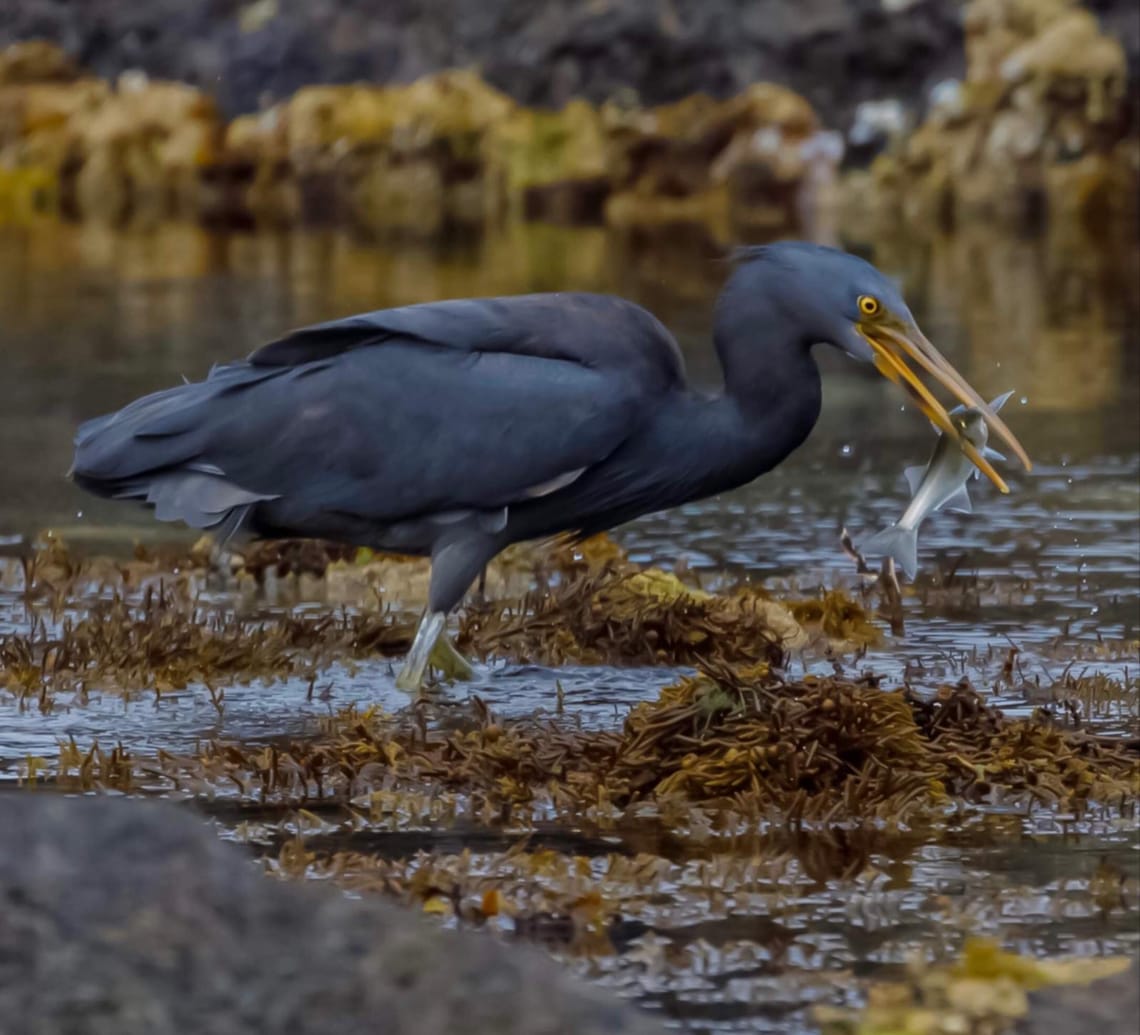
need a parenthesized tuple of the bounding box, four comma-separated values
(393, 664, 423, 693)
(395, 610, 446, 693)
(395, 611, 475, 692)
(428, 629, 478, 688)
(428, 633, 476, 682)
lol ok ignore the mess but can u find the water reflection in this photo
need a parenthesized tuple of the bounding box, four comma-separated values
(849, 222, 1138, 412)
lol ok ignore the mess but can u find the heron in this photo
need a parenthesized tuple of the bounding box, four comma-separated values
(70, 242, 1030, 690)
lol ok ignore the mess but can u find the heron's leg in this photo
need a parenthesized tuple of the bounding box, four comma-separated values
(395, 610, 446, 692)
(395, 534, 495, 691)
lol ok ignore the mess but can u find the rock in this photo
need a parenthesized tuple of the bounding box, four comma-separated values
(0, 793, 665, 1035)
(0, 39, 79, 84)
(0, 0, 972, 138)
(485, 100, 610, 221)
(0, 41, 831, 232)
(1019, 961, 1140, 1035)
(842, 0, 1137, 228)
(0, 48, 221, 221)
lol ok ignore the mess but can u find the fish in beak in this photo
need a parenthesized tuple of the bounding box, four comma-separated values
(858, 319, 1031, 493)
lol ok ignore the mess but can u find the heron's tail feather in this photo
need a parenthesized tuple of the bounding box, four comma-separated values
(860, 524, 918, 581)
(71, 370, 277, 532)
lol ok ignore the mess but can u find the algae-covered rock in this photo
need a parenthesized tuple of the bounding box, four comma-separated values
(485, 100, 610, 221)
(0, 56, 221, 221)
(283, 72, 514, 160)
(0, 39, 829, 233)
(844, 0, 1136, 228)
(604, 82, 827, 233)
(0, 40, 79, 85)
(275, 72, 515, 230)
(73, 73, 220, 219)
(461, 567, 809, 668)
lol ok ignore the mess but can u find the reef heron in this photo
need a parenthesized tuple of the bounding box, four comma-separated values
(71, 242, 1030, 689)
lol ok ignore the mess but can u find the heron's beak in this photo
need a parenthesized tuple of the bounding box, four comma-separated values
(858, 321, 1032, 494)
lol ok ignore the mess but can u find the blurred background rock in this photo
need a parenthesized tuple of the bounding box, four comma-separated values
(0, 0, 1136, 235)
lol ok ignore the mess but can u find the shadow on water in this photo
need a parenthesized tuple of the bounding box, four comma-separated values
(0, 215, 1137, 1032)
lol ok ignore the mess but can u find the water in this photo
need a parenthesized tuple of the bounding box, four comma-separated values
(1, 216, 1137, 1031)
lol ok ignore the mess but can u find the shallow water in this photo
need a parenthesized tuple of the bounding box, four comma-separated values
(0, 217, 1137, 1031)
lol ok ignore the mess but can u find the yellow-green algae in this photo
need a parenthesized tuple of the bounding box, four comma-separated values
(814, 937, 1134, 1035)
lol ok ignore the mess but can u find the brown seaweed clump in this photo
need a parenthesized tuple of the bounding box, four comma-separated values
(460, 569, 879, 669)
(130, 666, 1139, 823)
(0, 588, 417, 702)
(4, 534, 883, 692)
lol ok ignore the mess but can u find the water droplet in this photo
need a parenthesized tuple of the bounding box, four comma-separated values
(840, 443, 853, 457)
(75, 510, 83, 518)
(1019, 396, 1028, 405)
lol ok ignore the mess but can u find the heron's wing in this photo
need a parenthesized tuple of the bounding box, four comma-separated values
(235, 344, 653, 517)
(73, 317, 672, 530)
(247, 293, 686, 392)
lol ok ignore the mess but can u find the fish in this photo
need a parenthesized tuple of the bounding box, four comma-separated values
(861, 391, 1015, 579)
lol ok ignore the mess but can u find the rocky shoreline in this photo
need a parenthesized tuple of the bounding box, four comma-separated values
(0, 0, 975, 130)
(0, 1, 1136, 235)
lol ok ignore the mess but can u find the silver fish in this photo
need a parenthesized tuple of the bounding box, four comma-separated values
(862, 391, 1014, 579)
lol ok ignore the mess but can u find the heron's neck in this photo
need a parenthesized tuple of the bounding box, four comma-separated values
(710, 303, 823, 469)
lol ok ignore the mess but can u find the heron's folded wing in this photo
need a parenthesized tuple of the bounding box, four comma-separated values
(75, 293, 687, 530)
(75, 335, 658, 528)
(226, 343, 651, 519)
(246, 294, 685, 395)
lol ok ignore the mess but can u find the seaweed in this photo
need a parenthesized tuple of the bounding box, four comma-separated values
(78, 666, 1138, 822)
(2, 536, 887, 703)
(0, 586, 417, 702)
(460, 569, 881, 668)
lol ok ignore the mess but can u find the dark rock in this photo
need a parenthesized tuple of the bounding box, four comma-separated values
(0, 793, 665, 1035)
(0, 0, 970, 132)
(1019, 961, 1140, 1035)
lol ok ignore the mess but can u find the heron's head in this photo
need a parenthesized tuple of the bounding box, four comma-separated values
(729, 242, 1030, 491)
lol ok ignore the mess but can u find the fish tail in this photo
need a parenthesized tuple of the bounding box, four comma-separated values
(860, 524, 919, 581)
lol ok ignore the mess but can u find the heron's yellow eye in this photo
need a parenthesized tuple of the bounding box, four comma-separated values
(858, 295, 881, 317)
